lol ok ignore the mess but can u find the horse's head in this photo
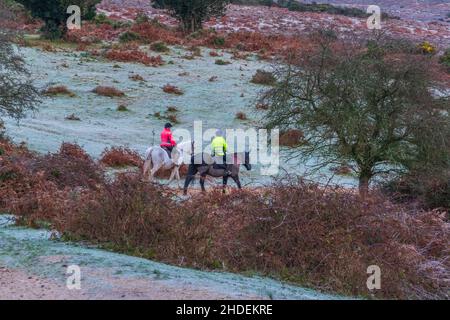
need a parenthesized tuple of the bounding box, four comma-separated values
(244, 151, 251, 171)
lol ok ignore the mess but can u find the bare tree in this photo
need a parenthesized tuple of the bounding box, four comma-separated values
(0, 31, 41, 132)
(260, 33, 450, 195)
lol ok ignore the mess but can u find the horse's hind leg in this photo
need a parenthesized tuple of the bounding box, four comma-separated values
(143, 160, 152, 181)
(231, 175, 242, 189)
(200, 174, 207, 192)
(183, 165, 197, 195)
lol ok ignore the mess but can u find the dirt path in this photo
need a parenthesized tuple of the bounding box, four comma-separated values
(0, 266, 248, 300)
(0, 215, 342, 300)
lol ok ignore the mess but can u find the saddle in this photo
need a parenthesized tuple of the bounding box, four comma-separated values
(162, 146, 172, 159)
(213, 163, 228, 170)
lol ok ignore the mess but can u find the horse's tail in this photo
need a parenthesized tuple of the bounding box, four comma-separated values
(143, 147, 153, 177)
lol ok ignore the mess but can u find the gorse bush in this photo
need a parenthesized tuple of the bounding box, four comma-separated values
(119, 31, 141, 43)
(153, 0, 230, 32)
(16, 0, 101, 39)
(150, 41, 170, 52)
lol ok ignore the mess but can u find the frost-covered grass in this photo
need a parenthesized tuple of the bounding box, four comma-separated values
(0, 215, 343, 300)
(4, 45, 357, 187)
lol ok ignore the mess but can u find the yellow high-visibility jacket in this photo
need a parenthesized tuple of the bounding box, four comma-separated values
(211, 136, 228, 156)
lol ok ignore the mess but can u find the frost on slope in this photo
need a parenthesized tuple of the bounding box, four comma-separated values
(4, 46, 357, 187)
(0, 215, 345, 300)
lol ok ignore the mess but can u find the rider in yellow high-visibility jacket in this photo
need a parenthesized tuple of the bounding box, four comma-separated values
(211, 136, 227, 157)
(211, 130, 230, 175)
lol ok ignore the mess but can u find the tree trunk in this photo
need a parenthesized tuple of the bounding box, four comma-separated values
(358, 174, 371, 197)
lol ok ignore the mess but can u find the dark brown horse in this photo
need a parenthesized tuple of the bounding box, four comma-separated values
(183, 152, 252, 195)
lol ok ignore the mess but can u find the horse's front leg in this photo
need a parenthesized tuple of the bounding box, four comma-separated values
(231, 175, 242, 189)
(168, 166, 177, 184)
(222, 175, 229, 194)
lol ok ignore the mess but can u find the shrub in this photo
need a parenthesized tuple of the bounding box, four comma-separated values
(279, 129, 304, 147)
(104, 49, 164, 66)
(32, 143, 103, 189)
(212, 36, 225, 47)
(167, 106, 178, 112)
(43, 85, 75, 97)
(166, 114, 179, 124)
(251, 69, 276, 85)
(153, 0, 229, 33)
(383, 171, 450, 212)
(330, 165, 352, 176)
(188, 45, 202, 56)
(135, 12, 150, 25)
(129, 74, 145, 82)
(419, 41, 436, 55)
(92, 86, 125, 97)
(235, 112, 247, 120)
(16, 0, 101, 39)
(215, 59, 231, 65)
(163, 84, 184, 95)
(117, 104, 129, 112)
(65, 113, 81, 121)
(119, 31, 141, 43)
(255, 103, 269, 110)
(94, 12, 111, 25)
(154, 164, 189, 179)
(100, 147, 142, 168)
(150, 41, 170, 52)
(130, 21, 181, 45)
(439, 49, 450, 71)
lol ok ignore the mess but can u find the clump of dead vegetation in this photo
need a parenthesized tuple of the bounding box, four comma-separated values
(100, 147, 142, 168)
(235, 112, 248, 120)
(104, 48, 164, 66)
(65, 113, 81, 121)
(279, 129, 305, 147)
(162, 84, 184, 95)
(129, 74, 145, 82)
(251, 69, 276, 85)
(43, 85, 76, 97)
(117, 104, 129, 112)
(92, 86, 125, 97)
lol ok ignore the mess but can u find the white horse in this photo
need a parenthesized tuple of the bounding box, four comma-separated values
(143, 141, 194, 184)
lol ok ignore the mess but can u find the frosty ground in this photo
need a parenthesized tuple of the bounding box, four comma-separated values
(0, 215, 343, 300)
(4, 44, 357, 188)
